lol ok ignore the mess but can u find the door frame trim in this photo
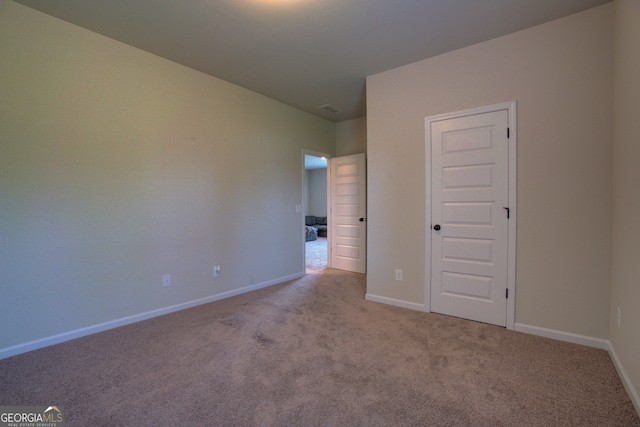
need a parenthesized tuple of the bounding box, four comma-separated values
(424, 101, 517, 330)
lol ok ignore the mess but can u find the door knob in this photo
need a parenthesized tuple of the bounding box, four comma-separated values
(433, 224, 441, 231)
(359, 218, 365, 222)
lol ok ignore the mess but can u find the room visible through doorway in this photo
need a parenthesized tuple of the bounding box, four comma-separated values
(304, 152, 329, 274)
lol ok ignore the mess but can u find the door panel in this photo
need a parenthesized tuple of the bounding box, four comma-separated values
(430, 110, 509, 327)
(442, 237, 494, 263)
(330, 153, 366, 274)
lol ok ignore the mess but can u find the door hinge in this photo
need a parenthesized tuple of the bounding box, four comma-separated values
(503, 207, 510, 219)
(507, 127, 510, 138)
(506, 288, 509, 299)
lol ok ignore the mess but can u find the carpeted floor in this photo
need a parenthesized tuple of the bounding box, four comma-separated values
(1, 269, 638, 426)
(306, 236, 327, 274)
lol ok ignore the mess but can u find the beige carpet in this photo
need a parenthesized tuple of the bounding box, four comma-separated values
(1, 269, 638, 426)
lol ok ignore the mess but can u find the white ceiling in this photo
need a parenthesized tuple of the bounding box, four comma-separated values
(15, 0, 610, 122)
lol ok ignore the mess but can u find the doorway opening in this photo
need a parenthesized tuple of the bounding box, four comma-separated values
(303, 152, 329, 274)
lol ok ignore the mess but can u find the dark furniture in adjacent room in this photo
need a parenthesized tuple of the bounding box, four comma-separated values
(305, 216, 328, 238)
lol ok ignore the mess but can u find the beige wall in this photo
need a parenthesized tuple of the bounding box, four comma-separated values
(611, 0, 640, 410)
(307, 168, 328, 217)
(336, 117, 367, 157)
(0, 1, 335, 351)
(367, 5, 613, 338)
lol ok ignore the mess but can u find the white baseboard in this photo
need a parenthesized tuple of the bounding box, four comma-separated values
(514, 323, 609, 350)
(365, 293, 428, 312)
(0, 272, 303, 360)
(608, 342, 640, 416)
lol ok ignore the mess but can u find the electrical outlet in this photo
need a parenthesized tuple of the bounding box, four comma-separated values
(617, 307, 621, 329)
(214, 264, 221, 277)
(395, 269, 403, 281)
(163, 274, 171, 287)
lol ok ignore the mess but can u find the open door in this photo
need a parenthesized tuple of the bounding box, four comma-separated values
(329, 153, 366, 274)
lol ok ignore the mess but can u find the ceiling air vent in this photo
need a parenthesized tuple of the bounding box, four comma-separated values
(318, 104, 341, 114)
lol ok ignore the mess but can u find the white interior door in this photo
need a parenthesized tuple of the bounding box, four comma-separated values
(329, 153, 366, 274)
(429, 108, 510, 327)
